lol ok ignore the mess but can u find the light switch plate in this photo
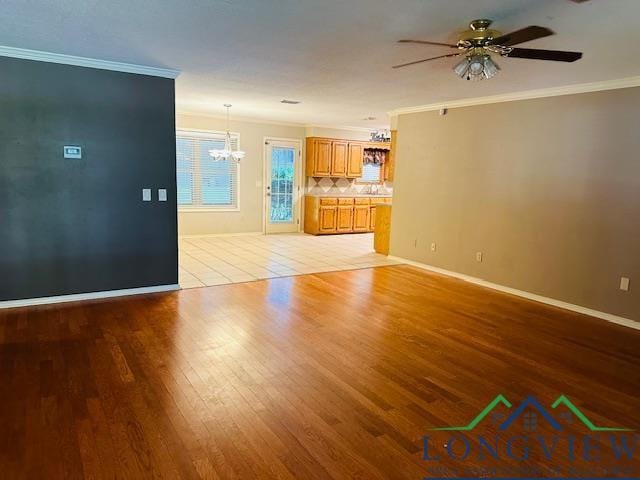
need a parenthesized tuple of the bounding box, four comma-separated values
(142, 188, 152, 202)
(158, 189, 167, 202)
(476, 252, 483, 263)
(620, 277, 630, 292)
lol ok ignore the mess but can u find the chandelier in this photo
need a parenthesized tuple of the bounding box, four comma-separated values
(209, 104, 246, 161)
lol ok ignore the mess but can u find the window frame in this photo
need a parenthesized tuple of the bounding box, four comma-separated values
(176, 128, 242, 213)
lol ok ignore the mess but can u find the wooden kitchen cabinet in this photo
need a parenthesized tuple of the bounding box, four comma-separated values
(346, 143, 363, 178)
(306, 138, 332, 177)
(318, 198, 338, 233)
(374, 204, 392, 254)
(337, 206, 354, 232)
(306, 137, 391, 178)
(384, 130, 397, 181)
(352, 201, 370, 232)
(337, 198, 354, 232)
(369, 206, 376, 231)
(319, 206, 338, 232)
(331, 141, 348, 176)
(304, 195, 390, 235)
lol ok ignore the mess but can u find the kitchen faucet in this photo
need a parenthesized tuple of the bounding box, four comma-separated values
(366, 184, 379, 195)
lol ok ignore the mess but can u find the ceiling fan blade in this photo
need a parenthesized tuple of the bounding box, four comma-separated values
(491, 26, 554, 46)
(505, 48, 582, 62)
(392, 52, 463, 69)
(398, 39, 458, 48)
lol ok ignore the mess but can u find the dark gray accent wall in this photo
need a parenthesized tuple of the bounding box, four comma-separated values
(0, 56, 177, 301)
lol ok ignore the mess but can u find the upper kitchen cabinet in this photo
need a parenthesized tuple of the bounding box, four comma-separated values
(347, 142, 363, 178)
(307, 138, 332, 176)
(306, 137, 390, 178)
(331, 141, 348, 177)
(384, 130, 397, 181)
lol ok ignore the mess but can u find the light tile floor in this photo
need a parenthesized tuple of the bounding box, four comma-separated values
(179, 233, 402, 288)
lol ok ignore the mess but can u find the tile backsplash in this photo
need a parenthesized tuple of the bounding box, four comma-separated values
(306, 177, 393, 195)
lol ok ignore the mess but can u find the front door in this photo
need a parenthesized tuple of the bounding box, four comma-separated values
(265, 139, 301, 234)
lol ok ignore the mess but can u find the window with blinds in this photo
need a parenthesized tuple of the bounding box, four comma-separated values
(176, 130, 240, 210)
(357, 163, 382, 183)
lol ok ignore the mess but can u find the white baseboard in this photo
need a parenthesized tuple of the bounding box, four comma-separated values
(179, 231, 264, 239)
(0, 284, 180, 310)
(389, 256, 639, 331)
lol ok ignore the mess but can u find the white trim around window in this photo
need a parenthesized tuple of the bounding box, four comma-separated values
(176, 129, 242, 212)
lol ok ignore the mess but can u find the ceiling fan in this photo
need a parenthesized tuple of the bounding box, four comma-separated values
(393, 19, 583, 81)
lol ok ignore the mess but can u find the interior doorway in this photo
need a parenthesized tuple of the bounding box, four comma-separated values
(264, 138, 302, 234)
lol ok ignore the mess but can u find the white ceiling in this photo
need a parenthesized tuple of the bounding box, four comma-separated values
(1, 0, 639, 129)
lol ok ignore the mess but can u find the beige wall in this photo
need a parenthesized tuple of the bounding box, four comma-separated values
(177, 114, 305, 235)
(305, 126, 372, 141)
(391, 87, 640, 321)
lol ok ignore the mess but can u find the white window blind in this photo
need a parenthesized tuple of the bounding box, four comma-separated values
(358, 163, 382, 183)
(176, 130, 240, 210)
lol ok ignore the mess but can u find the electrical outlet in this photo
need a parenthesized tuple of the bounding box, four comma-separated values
(620, 277, 630, 292)
(431, 243, 437, 252)
(476, 252, 483, 263)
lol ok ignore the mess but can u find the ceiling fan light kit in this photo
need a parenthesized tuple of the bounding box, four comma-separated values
(395, 18, 582, 81)
(453, 52, 500, 81)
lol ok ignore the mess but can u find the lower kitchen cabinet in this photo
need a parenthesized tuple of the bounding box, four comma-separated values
(352, 204, 370, 232)
(337, 199, 355, 232)
(304, 196, 391, 235)
(369, 206, 376, 231)
(319, 207, 337, 232)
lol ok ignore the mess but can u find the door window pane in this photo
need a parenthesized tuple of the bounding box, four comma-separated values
(270, 147, 295, 223)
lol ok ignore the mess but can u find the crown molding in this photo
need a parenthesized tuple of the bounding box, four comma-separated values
(0, 45, 180, 79)
(389, 76, 640, 116)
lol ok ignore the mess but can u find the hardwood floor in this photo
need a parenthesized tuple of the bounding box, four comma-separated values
(0, 265, 638, 479)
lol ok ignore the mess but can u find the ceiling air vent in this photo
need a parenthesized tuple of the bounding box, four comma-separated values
(281, 99, 301, 104)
